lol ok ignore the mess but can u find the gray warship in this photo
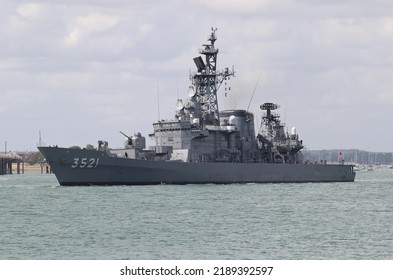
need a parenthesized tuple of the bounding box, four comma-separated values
(38, 29, 356, 186)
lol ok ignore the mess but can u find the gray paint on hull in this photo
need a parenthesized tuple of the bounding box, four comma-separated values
(39, 147, 355, 186)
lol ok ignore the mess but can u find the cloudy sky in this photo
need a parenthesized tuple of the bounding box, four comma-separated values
(1, 0, 392, 152)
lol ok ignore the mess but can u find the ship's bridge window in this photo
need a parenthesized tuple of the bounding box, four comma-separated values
(155, 127, 191, 132)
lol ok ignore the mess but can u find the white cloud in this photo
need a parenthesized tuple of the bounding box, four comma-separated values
(64, 13, 119, 45)
(382, 17, 393, 33)
(198, 0, 291, 16)
(16, 3, 44, 20)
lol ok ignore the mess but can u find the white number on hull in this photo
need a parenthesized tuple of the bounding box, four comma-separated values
(71, 158, 100, 168)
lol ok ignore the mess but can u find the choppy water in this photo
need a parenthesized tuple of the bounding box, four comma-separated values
(1, 169, 392, 260)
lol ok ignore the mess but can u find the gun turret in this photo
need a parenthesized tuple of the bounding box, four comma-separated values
(120, 131, 133, 146)
(120, 131, 146, 150)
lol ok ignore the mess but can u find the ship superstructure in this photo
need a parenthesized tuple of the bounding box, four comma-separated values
(117, 29, 303, 165)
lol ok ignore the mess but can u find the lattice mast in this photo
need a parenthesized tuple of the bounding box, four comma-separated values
(191, 28, 235, 126)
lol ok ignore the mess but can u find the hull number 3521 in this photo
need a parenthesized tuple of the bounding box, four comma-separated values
(71, 158, 100, 168)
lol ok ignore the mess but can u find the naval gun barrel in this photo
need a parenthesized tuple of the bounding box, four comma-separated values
(119, 130, 132, 141)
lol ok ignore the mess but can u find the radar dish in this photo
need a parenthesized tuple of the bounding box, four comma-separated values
(260, 103, 279, 111)
(188, 86, 196, 97)
(176, 99, 184, 110)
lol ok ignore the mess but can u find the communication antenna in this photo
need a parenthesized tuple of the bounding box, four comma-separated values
(157, 77, 160, 121)
(176, 75, 179, 99)
(37, 130, 45, 147)
(247, 73, 262, 112)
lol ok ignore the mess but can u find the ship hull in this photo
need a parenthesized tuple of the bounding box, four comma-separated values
(39, 146, 355, 186)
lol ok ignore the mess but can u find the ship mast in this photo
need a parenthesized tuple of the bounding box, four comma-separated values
(191, 28, 234, 126)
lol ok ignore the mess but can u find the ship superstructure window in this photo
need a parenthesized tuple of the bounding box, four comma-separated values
(153, 121, 192, 133)
(154, 127, 192, 132)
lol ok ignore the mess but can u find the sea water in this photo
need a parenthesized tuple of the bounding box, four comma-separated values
(0, 169, 392, 260)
